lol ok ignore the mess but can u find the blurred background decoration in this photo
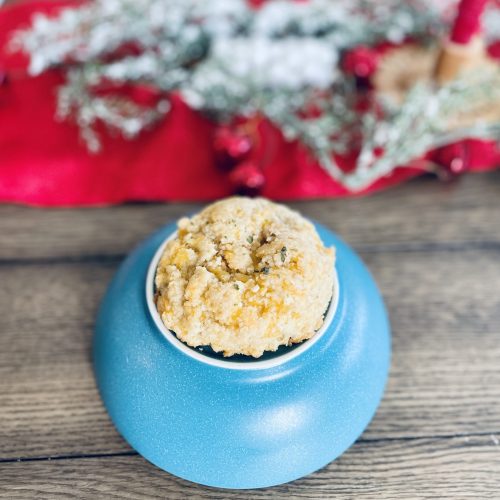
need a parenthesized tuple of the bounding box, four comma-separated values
(0, 0, 499, 205)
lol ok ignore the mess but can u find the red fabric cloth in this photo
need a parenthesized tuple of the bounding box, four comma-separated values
(0, 1, 499, 206)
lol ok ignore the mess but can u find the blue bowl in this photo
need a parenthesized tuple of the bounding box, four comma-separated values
(94, 220, 390, 489)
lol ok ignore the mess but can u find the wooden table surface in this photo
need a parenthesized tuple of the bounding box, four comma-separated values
(1, 172, 500, 499)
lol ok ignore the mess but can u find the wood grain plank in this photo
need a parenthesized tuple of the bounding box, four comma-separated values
(1, 173, 500, 497)
(1, 172, 500, 262)
(0, 262, 129, 457)
(1, 249, 499, 459)
(1, 435, 499, 499)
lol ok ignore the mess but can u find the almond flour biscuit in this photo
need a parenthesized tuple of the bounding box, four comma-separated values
(155, 197, 335, 358)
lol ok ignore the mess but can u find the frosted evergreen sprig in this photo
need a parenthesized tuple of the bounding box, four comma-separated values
(10, 0, 500, 190)
(57, 68, 170, 152)
(318, 69, 500, 191)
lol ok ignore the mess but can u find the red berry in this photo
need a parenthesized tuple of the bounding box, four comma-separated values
(248, 0, 267, 8)
(214, 126, 252, 171)
(214, 127, 252, 158)
(487, 40, 500, 60)
(342, 46, 379, 78)
(433, 142, 470, 179)
(229, 160, 265, 195)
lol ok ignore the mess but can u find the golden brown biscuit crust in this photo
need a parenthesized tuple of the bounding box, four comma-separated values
(155, 197, 335, 357)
